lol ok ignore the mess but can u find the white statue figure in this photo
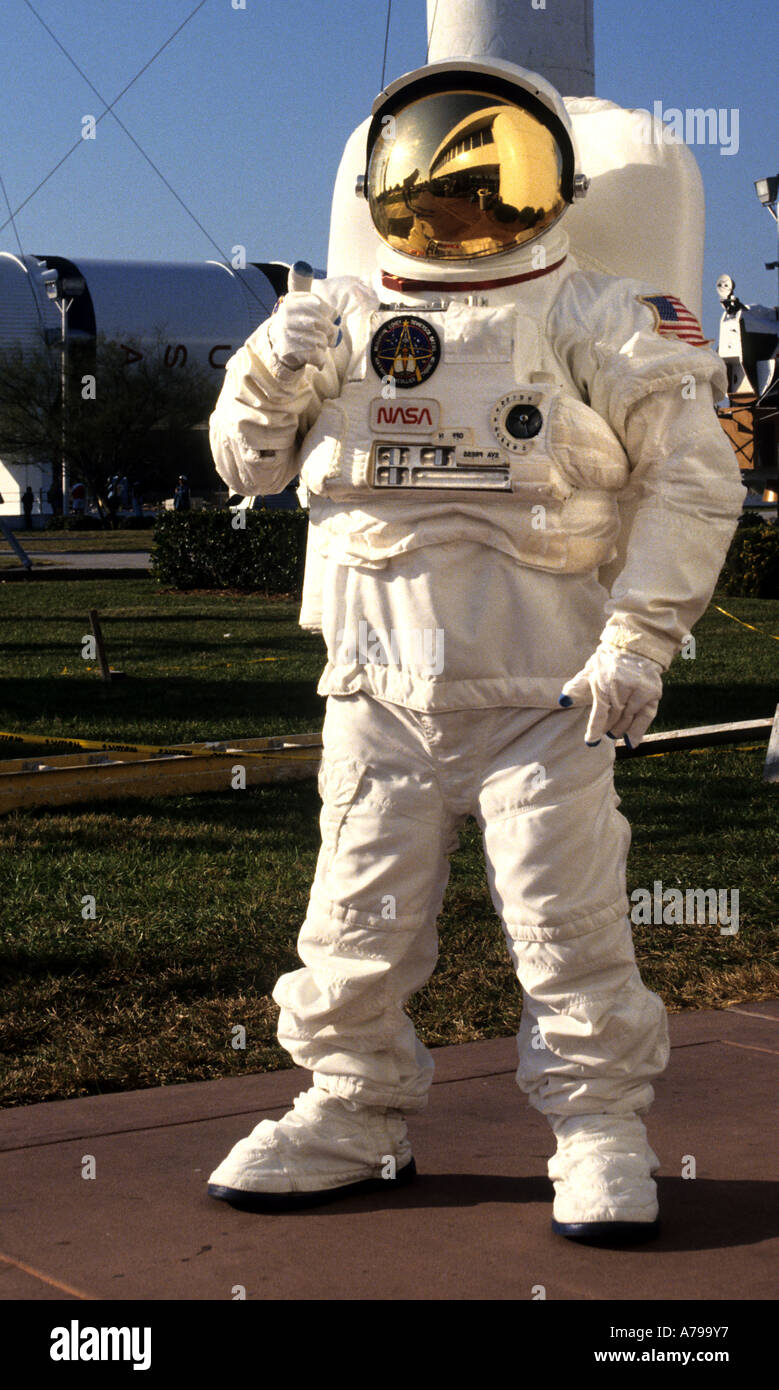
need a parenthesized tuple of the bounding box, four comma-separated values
(207, 57, 743, 1242)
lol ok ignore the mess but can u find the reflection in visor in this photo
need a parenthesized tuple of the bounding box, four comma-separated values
(368, 91, 565, 260)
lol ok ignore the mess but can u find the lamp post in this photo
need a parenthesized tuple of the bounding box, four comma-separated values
(754, 175, 779, 304)
(44, 271, 85, 518)
(752, 177, 779, 511)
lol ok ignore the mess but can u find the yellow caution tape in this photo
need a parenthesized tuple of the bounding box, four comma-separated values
(0, 730, 191, 756)
(60, 658, 281, 676)
(153, 657, 279, 672)
(713, 605, 779, 641)
(637, 743, 766, 760)
(0, 730, 319, 759)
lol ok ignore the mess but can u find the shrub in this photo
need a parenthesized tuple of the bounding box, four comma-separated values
(719, 514, 779, 598)
(151, 509, 308, 593)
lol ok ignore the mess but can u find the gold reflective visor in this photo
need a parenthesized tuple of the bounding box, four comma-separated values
(367, 90, 566, 261)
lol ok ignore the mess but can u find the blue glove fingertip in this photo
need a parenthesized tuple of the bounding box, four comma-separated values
(585, 739, 601, 747)
(558, 694, 573, 708)
(606, 732, 616, 740)
(624, 734, 633, 750)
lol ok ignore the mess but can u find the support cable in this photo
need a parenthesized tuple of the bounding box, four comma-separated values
(426, 0, 440, 61)
(380, 0, 393, 89)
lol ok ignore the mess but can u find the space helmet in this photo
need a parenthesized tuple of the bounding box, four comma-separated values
(360, 57, 588, 263)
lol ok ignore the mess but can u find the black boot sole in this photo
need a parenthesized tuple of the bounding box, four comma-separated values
(208, 1156, 417, 1213)
(552, 1217, 661, 1246)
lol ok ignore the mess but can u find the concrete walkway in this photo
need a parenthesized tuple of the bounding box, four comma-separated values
(21, 551, 151, 569)
(1, 1002, 776, 1303)
(0, 551, 151, 580)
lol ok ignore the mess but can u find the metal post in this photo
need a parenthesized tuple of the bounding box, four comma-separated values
(0, 518, 33, 570)
(45, 272, 84, 520)
(59, 295, 73, 518)
(774, 205, 779, 310)
(765, 704, 779, 783)
(87, 608, 125, 688)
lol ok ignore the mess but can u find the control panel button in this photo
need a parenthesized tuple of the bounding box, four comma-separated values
(505, 404, 543, 439)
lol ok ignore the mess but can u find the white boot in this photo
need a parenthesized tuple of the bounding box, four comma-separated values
(208, 1086, 415, 1211)
(548, 1113, 661, 1244)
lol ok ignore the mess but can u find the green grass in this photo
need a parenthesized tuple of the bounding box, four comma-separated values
(2, 527, 154, 553)
(0, 579, 326, 746)
(0, 579, 777, 1106)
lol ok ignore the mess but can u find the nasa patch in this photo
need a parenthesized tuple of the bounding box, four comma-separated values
(369, 398, 440, 432)
(371, 315, 441, 389)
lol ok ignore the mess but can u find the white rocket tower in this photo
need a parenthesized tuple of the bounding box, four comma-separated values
(425, 0, 595, 97)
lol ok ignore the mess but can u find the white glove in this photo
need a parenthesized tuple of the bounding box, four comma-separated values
(267, 292, 341, 371)
(558, 643, 664, 748)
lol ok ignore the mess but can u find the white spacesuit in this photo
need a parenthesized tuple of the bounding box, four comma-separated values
(207, 57, 744, 1241)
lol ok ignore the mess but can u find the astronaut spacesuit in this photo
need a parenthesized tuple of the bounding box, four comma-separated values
(207, 57, 744, 1241)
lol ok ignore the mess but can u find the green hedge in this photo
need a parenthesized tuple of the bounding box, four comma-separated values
(151, 509, 308, 593)
(151, 507, 779, 599)
(719, 514, 779, 598)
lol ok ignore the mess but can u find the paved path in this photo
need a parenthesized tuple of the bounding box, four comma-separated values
(22, 551, 151, 569)
(0, 550, 151, 580)
(0, 1003, 776, 1304)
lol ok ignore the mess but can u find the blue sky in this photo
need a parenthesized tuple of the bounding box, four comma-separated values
(0, 0, 776, 338)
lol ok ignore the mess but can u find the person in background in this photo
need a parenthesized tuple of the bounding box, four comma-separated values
(71, 480, 86, 517)
(174, 475, 191, 511)
(105, 476, 120, 529)
(131, 479, 144, 519)
(47, 478, 63, 517)
(22, 486, 35, 530)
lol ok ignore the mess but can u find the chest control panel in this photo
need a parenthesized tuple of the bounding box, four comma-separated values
(373, 443, 510, 490)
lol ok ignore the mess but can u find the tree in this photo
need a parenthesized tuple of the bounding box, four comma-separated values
(0, 334, 217, 514)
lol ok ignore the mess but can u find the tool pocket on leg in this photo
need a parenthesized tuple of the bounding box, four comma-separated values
(318, 755, 367, 856)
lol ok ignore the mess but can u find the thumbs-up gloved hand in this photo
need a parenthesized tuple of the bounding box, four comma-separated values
(267, 292, 342, 371)
(558, 643, 664, 748)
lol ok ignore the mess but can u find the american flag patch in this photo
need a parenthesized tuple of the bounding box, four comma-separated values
(637, 294, 710, 346)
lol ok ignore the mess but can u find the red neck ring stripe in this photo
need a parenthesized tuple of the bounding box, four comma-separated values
(380, 255, 568, 295)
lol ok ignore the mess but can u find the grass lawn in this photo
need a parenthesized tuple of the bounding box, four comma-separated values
(1, 526, 154, 556)
(0, 579, 324, 745)
(0, 578, 777, 1106)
